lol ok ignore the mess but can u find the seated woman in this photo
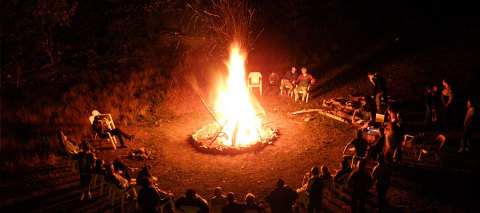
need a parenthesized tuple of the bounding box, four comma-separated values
(137, 164, 157, 185)
(93, 159, 107, 175)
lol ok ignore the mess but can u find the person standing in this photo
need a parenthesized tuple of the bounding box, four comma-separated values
(265, 179, 298, 213)
(372, 155, 393, 211)
(458, 99, 475, 153)
(280, 67, 299, 96)
(306, 167, 323, 213)
(441, 79, 454, 124)
(347, 160, 373, 213)
(78, 143, 95, 200)
(367, 72, 388, 113)
(294, 67, 315, 102)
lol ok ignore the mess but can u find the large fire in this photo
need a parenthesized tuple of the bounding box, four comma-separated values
(191, 43, 278, 153)
(214, 43, 262, 146)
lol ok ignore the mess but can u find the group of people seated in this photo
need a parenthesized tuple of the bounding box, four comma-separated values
(279, 66, 316, 102)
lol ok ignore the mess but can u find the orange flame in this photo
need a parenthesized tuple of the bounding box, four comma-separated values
(214, 43, 262, 147)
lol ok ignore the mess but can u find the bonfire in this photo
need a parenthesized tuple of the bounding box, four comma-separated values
(191, 43, 278, 154)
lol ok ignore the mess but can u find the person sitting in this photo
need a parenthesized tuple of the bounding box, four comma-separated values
(93, 159, 107, 175)
(280, 67, 299, 95)
(222, 192, 244, 213)
(137, 164, 157, 185)
(113, 159, 131, 181)
(210, 187, 228, 213)
(244, 193, 265, 213)
(265, 179, 298, 213)
(344, 129, 368, 158)
(320, 166, 333, 197)
(351, 97, 374, 130)
(334, 158, 352, 185)
(105, 164, 130, 189)
(92, 115, 134, 148)
(174, 189, 209, 213)
(137, 177, 172, 213)
(294, 67, 315, 102)
(78, 143, 95, 200)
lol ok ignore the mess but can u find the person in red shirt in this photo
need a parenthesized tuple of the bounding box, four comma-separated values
(294, 67, 315, 102)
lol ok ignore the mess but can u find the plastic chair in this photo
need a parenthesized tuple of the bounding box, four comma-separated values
(180, 205, 201, 213)
(402, 133, 422, 157)
(92, 174, 107, 195)
(418, 134, 446, 166)
(330, 176, 349, 200)
(107, 182, 137, 211)
(248, 72, 262, 95)
(89, 110, 118, 149)
(57, 131, 79, 172)
(294, 85, 311, 103)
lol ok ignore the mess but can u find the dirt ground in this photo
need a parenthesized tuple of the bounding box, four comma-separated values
(1, 93, 479, 213)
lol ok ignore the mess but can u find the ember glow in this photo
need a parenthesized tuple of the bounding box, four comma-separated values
(214, 43, 262, 146)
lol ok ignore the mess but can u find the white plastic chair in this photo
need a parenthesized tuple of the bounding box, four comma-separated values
(58, 131, 79, 172)
(89, 110, 118, 149)
(418, 134, 446, 166)
(107, 182, 137, 211)
(294, 85, 311, 103)
(180, 205, 201, 213)
(92, 174, 107, 195)
(248, 72, 262, 95)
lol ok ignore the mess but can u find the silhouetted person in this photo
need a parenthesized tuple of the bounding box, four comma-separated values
(441, 79, 454, 124)
(367, 72, 388, 112)
(105, 164, 130, 189)
(372, 154, 393, 211)
(137, 164, 154, 185)
(113, 159, 131, 181)
(78, 143, 95, 200)
(175, 189, 209, 213)
(93, 159, 107, 175)
(424, 86, 434, 126)
(306, 167, 323, 213)
(368, 127, 385, 161)
(320, 166, 333, 197)
(334, 158, 352, 185)
(222, 192, 244, 213)
(210, 187, 228, 213)
(459, 99, 475, 153)
(92, 115, 134, 148)
(344, 129, 368, 158)
(348, 160, 372, 213)
(244, 193, 265, 213)
(137, 177, 172, 213)
(265, 179, 298, 213)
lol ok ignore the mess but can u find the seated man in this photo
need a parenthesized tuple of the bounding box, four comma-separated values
(174, 189, 209, 213)
(280, 67, 299, 95)
(222, 192, 244, 213)
(138, 177, 172, 213)
(210, 187, 227, 213)
(244, 193, 265, 213)
(351, 97, 374, 129)
(333, 158, 352, 185)
(92, 115, 134, 148)
(105, 163, 130, 189)
(294, 67, 315, 101)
